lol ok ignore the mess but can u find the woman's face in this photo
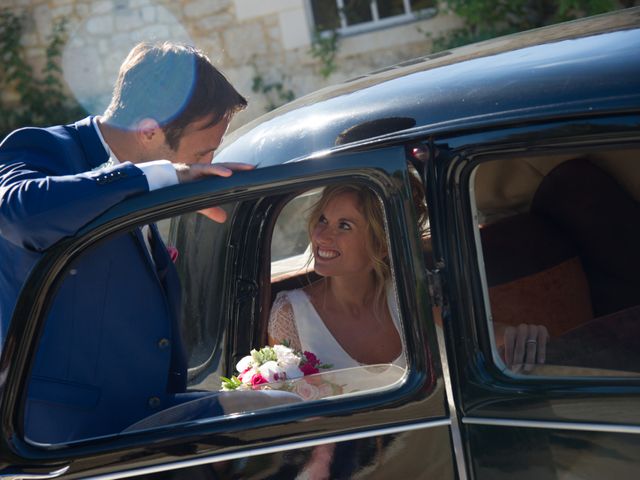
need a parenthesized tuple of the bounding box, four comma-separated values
(311, 192, 375, 279)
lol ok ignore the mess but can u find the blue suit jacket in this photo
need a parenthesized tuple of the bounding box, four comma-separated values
(0, 117, 188, 443)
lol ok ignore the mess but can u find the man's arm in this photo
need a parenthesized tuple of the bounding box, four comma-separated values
(0, 128, 149, 251)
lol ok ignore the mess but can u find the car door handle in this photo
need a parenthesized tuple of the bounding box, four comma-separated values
(0, 465, 69, 479)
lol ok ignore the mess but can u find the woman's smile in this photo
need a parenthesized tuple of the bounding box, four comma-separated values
(311, 192, 374, 277)
(316, 247, 340, 260)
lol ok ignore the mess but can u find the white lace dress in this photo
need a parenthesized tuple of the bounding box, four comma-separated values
(268, 284, 406, 370)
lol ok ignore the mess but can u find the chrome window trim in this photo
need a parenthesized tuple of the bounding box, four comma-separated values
(468, 165, 510, 373)
(89, 418, 452, 480)
(435, 326, 469, 480)
(463, 417, 640, 434)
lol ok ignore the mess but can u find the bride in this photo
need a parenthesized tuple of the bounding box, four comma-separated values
(268, 184, 405, 369)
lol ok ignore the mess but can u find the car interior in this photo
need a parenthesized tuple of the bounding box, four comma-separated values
(471, 149, 640, 375)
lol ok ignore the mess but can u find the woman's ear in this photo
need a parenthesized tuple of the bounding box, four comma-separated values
(378, 239, 389, 260)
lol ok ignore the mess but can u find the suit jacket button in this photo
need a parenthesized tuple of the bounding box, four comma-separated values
(158, 338, 170, 349)
(148, 396, 161, 409)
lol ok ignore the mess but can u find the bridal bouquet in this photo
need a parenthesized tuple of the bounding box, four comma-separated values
(220, 344, 332, 391)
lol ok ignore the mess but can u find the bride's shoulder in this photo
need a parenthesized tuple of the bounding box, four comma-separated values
(272, 288, 305, 310)
(301, 280, 324, 303)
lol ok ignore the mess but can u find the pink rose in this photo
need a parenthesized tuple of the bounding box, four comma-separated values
(250, 373, 268, 386)
(317, 383, 338, 397)
(293, 380, 320, 401)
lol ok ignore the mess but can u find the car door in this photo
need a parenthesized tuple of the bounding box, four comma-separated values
(0, 147, 458, 479)
(427, 114, 640, 479)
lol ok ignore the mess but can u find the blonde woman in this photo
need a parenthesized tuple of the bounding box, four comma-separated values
(268, 184, 405, 369)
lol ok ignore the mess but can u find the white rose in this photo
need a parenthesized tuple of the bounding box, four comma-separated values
(236, 355, 254, 374)
(258, 361, 285, 383)
(274, 344, 300, 368)
(238, 367, 257, 385)
(282, 363, 303, 380)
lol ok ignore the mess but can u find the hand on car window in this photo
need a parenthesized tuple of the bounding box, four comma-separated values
(503, 323, 549, 374)
(174, 162, 254, 223)
(174, 162, 254, 183)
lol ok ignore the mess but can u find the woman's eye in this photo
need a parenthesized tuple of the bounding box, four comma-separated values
(318, 215, 328, 224)
(339, 222, 351, 230)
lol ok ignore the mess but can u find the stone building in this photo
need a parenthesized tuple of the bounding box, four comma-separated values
(3, 0, 462, 128)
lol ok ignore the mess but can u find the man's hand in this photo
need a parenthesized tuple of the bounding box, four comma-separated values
(174, 162, 254, 183)
(503, 323, 549, 374)
(174, 162, 254, 223)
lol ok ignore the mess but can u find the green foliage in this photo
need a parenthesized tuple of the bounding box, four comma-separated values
(0, 10, 86, 140)
(220, 375, 243, 390)
(249, 346, 277, 364)
(428, 0, 620, 51)
(251, 62, 296, 112)
(309, 29, 340, 79)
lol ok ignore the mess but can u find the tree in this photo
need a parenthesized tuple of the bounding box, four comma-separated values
(0, 10, 86, 140)
(431, 0, 625, 50)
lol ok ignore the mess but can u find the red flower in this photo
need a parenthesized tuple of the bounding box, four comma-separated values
(299, 363, 320, 376)
(303, 351, 320, 367)
(166, 246, 179, 263)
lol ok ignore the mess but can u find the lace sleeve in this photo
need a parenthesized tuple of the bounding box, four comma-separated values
(268, 292, 302, 351)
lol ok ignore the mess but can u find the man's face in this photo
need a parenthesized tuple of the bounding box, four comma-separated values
(156, 115, 230, 165)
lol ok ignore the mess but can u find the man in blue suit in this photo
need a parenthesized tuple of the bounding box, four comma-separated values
(0, 42, 251, 443)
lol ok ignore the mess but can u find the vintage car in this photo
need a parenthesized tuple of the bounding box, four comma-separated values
(1, 7, 640, 479)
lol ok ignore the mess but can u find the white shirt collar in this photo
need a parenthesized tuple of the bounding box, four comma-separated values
(92, 116, 121, 165)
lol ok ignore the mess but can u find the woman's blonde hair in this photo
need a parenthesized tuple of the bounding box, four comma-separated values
(307, 184, 390, 312)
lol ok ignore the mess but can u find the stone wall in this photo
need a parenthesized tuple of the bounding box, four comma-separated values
(3, 0, 462, 129)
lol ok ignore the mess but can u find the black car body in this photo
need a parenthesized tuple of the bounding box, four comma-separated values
(1, 8, 640, 479)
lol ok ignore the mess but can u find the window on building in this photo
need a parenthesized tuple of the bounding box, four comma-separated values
(309, 0, 437, 34)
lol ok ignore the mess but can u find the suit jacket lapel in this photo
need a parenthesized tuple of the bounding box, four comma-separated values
(148, 223, 187, 392)
(148, 224, 172, 281)
(131, 227, 157, 272)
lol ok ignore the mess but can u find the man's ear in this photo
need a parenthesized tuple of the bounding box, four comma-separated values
(136, 118, 165, 148)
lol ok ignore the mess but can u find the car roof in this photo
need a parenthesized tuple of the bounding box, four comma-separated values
(215, 8, 640, 168)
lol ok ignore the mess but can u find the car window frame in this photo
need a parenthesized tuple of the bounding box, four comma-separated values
(433, 114, 640, 425)
(0, 146, 446, 477)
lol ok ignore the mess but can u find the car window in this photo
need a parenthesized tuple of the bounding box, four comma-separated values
(267, 185, 408, 386)
(470, 149, 640, 377)
(271, 188, 321, 280)
(24, 206, 237, 445)
(168, 208, 235, 387)
(23, 180, 412, 446)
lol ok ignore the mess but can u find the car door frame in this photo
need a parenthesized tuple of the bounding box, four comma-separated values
(428, 113, 640, 478)
(0, 146, 453, 479)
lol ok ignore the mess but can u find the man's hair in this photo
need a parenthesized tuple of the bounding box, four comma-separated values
(104, 42, 247, 150)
